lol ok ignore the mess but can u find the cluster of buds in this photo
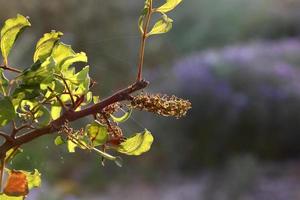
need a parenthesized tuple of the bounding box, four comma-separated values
(130, 93, 192, 118)
(97, 102, 121, 123)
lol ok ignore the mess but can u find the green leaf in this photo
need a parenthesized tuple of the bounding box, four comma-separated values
(0, 97, 16, 127)
(117, 129, 154, 156)
(33, 30, 63, 62)
(23, 169, 41, 190)
(54, 136, 64, 145)
(0, 69, 9, 96)
(110, 109, 132, 123)
(0, 14, 31, 65)
(155, 0, 182, 13)
(86, 122, 108, 146)
(51, 42, 87, 72)
(35, 105, 51, 127)
(67, 140, 77, 153)
(147, 14, 173, 36)
(50, 103, 62, 120)
(22, 57, 55, 85)
(5, 148, 23, 162)
(0, 194, 24, 200)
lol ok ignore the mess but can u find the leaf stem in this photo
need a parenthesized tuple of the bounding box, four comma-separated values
(137, 0, 153, 81)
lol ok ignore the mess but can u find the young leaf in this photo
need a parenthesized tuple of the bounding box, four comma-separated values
(110, 109, 132, 123)
(54, 136, 64, 145)
(50, 103, 62, 120)
(147, 14, 173, 36)
(86, 122, 108, 146)
(33, 31, 63, 62)
(0, 97, 16, 127)
(0, 69, 9, 96)
(67, 140, 77, 153)
(0, 14, 31, 65)
(35, 105, 51, 127)
(51, 42, 87, 72)
(23, 169, 41, 190)
(155, 0, 182, 13)
(117, 129, 154, 156)
(0, 194, 24, 200)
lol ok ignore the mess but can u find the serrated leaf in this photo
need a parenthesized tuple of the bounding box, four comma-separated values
(147, 15, 173, 36)
(54, 136, 64, 145)
(0, 97, 16, 127)
(0, 14, 31, 65)
(110, 109, 132, 123)
(0, 69, 9, 96)
(155, 0, 182, 13)
(86, 122, 108, 146)
(117, 129, 154, 156)
(33, 31, 63, 62)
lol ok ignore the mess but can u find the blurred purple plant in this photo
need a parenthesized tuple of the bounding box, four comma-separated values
(151, 39, 300, 167)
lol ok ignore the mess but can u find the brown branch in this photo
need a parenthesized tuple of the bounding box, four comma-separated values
(0, 80, 149, 156)
(0, 65, 22, 73)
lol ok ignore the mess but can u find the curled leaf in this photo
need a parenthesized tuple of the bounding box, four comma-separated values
(0, 14, 31, 65)
(33, 30, 63, 62)
(117, 129, 154, 156)
(110, 109, 132, 123)
(86, 122, 108, 146)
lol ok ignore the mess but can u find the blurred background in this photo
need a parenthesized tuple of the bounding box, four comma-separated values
(1, 0, 300, 199)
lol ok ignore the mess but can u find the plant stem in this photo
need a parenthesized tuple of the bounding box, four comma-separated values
(137, 0, 153, 81)
(0, 65, 21, 73)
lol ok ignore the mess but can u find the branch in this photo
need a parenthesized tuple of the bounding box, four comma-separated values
(137, 0, 153, 81)
(0, 65, 22, 73)
(0, 80, 149, 155)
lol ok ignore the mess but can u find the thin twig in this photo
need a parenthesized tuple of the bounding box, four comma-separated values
(0, 65, 22, 73)
(137, 0, 153, 81)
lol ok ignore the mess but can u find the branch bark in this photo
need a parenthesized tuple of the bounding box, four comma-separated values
(0, 80, 148, 156)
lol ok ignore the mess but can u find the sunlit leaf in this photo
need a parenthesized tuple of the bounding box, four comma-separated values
(110, 108, 132, 123)
(0, 14, 31, 65)
(5, 148, 23, 162)
(50, 103, 62, 120)
(117, 129, 154, 156)
(86, 122, 108, 146)
(33, 31, 63, 62)
(51, 42, 87, 72)
(23, 169, 41, 190)
(54, 136, 64, 146)
(155, 0, 182, 13)
(67, 140, 77, 153)
(147, 14, 173, 36)
(93, 96, 100, 104)
(0, 194, 24, 200)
